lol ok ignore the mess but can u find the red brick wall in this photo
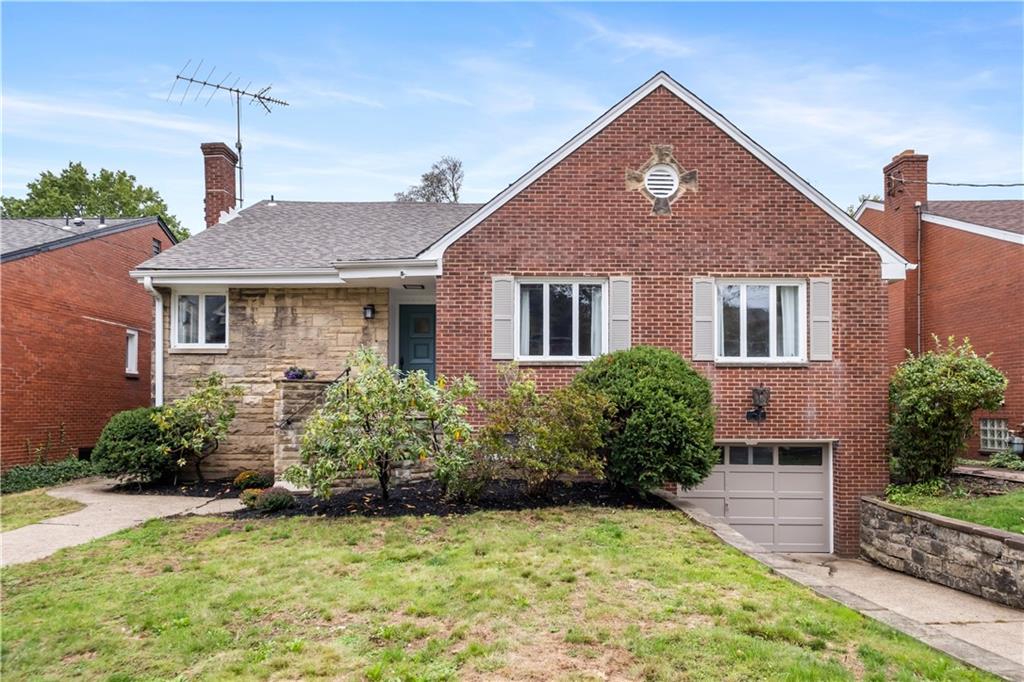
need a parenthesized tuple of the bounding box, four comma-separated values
(1, 224, 170, 469)
(918, 221, 1023, 455)
(859, 207, 909, 367)
(436, 86, 892, 555)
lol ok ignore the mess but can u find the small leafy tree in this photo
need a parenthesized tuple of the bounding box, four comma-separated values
(285, 347, 476, 500)
(889, 337, 1007, 482)
(153, 373, 244, 480)
(478, 364, 611, 494)
(573, 346, 717, 490)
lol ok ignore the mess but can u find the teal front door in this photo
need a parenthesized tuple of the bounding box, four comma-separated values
(399, 305, 436, 381)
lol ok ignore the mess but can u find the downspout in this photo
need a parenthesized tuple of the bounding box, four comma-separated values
(915, 201, 923, 355)
(142, 276, 164, 406)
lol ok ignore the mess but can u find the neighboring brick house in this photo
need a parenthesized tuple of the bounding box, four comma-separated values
(855, 152, 1023, 457)
(133, 73, 909, 555)
(1, 216, 177, 469)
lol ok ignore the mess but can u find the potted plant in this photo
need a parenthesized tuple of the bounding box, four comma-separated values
(283, 366, 317, 381)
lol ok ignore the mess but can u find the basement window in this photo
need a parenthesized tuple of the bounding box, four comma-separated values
(980, 419, 1009, 452)
(171, 291, 228, 349)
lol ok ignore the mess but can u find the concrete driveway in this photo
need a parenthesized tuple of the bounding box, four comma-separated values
(787, 554, 1024, 674)
(1, 478, 242, 567)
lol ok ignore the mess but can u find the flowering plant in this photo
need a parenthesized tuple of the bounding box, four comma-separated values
(284, 366, 317, 380)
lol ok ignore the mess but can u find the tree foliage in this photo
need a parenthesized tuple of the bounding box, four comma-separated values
(573, 346, 717, 490)
(889, 337, 1007, 483)
(286, 347, 477, 500)
(0, 162, 189, 241)
(394, 156, 463, 203)
(846, 193, 882, 217)
(153, 373, 244, 481)
(477, 364, 611, 494)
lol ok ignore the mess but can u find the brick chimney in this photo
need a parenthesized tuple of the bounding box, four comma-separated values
(201, 142, 238, 228)
(882, 149, 928, 359)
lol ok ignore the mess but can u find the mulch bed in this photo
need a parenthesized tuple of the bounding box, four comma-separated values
(111, 479, 240, 499)
(229, 479, 672, 520)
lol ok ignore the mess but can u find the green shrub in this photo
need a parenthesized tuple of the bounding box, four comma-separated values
(154, 373, 244, 481)
(889, 338, 1007, 483)
(233, 470, 273, 490)
(478, 364, 610, 494)
(239, 488, 263, 508)
(885, 479, 954, 507)
(573, 346, 717, 490)
(988, 449, 1024, 472)
(286, 347, 476, 501)
(91, 407, 170, 483)
(254, 487, 295, 512)
(0, 456, 94, 494)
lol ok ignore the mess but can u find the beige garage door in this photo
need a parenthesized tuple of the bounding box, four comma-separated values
(678, 443, 831, 552)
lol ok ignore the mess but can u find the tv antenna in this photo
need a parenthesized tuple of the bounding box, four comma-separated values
(168, 59, 289, 208)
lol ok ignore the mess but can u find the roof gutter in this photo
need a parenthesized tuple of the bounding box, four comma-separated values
(142, 276, 164, 407)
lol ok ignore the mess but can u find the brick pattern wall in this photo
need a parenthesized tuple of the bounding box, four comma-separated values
(1, 223, 170, 469)
(159, 286, 388, 477)
(436, 86, 891, 555)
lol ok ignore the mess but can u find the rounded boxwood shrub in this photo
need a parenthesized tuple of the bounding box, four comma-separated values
(254, 486, 295, 512)
(573, 346, 717, 490)
(233, 470, 273, 490)
(91, 407, 171, 483)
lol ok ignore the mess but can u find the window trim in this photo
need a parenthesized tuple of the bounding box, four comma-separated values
(170, 289, 229, 350)
(125, 329, 139, 376)
(714, 278, 807, 365)
(512, 278, 609, 362)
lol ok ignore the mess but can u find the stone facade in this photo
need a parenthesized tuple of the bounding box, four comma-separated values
(160, 287, 388, 477)
(861, 497, 1024, 608)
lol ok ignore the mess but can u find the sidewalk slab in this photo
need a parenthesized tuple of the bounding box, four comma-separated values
(2, 478, 242, 567)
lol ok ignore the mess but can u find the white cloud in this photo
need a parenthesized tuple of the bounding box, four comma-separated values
(407, 87, 473, 107)
(308, 88, 384, 109)
(571, 12, 695, 58)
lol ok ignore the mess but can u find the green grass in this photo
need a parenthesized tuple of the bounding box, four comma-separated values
(1, 507, 993, 680)
(0, 490, 84, 532)
(902, 490, 1024, 534)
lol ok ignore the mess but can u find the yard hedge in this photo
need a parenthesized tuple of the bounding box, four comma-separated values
(91, 407, 171, 483)
(573, 346, 717, 490)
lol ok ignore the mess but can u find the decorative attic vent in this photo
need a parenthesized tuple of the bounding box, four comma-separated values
(644, 164, 679, 198)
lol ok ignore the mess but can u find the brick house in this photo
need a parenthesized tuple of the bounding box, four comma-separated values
(1, 216, 177, 469)
(855, 151, 1023, 457)
(133, 73, 910, 554)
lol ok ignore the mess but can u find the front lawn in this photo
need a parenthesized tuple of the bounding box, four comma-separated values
(1, 505, 989, 680)
(0, 490, 84, 532)
(887, 479, 1024, 534)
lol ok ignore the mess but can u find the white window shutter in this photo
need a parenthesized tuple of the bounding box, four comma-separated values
(491, 276, 515, 360)
(692, 278, 715, 361)
(809, 278, 833, 361)
(608, 277, 632, 352)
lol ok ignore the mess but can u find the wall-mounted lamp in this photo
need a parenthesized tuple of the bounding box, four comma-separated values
(363, 304, 376, 320)
(746, 385, 770, 422)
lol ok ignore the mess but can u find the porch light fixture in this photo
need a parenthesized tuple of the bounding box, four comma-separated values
(363, 304, 376, 320)
(402, 284, 425, 290)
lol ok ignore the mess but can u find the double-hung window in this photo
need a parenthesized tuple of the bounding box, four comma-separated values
(516, 280, 606, 360)
(716, 280, 805, 363)
(171, 291, 228, 349)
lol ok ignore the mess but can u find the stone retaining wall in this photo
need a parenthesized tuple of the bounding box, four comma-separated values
(861, 497, 1024, 608)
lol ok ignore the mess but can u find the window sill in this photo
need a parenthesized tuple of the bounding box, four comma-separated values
(125, 372, 140, 379)
(169, 346, 229, 355)
(514, 358, 594, 367)
(713, 359, 809, 368)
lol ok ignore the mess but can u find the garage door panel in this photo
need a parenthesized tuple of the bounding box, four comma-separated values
(727, 471, 774, 491)
(677, 443, 831, 553)
(732, 524, 774, 545)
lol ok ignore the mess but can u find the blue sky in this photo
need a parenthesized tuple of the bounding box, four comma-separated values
(3, 2, 1021, 233)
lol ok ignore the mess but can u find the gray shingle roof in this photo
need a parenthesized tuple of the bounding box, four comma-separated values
(136, 201, 482, 271)
(926, 200, 1023, 235)
(1, 217, 156, 260)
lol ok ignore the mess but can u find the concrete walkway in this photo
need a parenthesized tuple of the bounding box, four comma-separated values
(1, 478, 242, 567)
(653, 490, 1024, 681)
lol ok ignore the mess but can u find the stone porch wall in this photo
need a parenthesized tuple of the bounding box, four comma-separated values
(161, 287, 388, 478)
(861, 497, 1024, 608)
